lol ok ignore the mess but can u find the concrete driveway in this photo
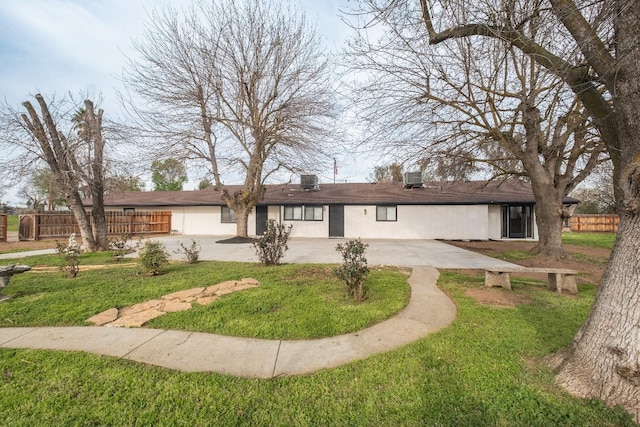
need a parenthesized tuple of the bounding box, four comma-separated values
(152, 235, 517, 269)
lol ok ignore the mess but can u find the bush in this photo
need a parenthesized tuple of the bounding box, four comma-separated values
(253, 220, 292, 266)
(174, 239, 201, 264)
(334, 239, 370, 302)
(55, 241, 82, 279)
(109, 233, 134, 263)
(138, 240, 170, 276)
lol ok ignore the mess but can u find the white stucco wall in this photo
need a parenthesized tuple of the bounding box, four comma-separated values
(108, 203, 539, 240)
(343, 205, 490, 240)
(267, 206, 280, 222)
(488, 205, 502, 239)
(281, 206, 329, 238)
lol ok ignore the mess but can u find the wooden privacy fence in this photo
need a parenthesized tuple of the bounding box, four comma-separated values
(19, 211, 172, 241)
(570, 214, 619, 233)
(0, 214, 6, 243)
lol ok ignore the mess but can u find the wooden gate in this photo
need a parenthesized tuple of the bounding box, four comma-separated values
(19, 214, 37, 241)
(18, 211, 172, 241)
(0, 214, 6, 242)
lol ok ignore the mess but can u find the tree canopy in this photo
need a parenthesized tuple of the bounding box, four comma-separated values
(122, 0, 336, 236)
(151, 159, 188, 192)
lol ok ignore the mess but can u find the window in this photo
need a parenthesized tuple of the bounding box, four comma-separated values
(284, 205, 323, 221)
(376, 205, 397, 221)
(304, 205, 323, 221)
(221, 206, 236, 223)
(284, 206, 302, 220)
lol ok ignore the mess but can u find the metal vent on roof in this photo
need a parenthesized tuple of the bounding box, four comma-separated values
(300, 174, 319, 190)
(403, 171, 423, 189)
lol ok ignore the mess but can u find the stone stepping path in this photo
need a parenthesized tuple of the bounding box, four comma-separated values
(87, 278, 260, 327)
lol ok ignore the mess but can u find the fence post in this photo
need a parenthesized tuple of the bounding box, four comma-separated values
(34, 213, 40, 241)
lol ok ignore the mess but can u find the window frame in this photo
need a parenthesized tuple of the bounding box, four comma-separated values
(284, 205, 303, 221)
(376, 205, 397, 222)
(284, 205, 323, 221)
(221, 206, 237, 223)
(304, 205, 323, 221)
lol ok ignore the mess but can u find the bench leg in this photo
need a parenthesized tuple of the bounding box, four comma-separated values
(485, 271, 511, 290)
(548, 273, 578, 294)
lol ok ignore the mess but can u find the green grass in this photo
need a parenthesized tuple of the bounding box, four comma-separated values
(496, 249, 534, 261)
(0, 269, 634, 426)
(0, 259, 410, 339)
(562, 232, 616, 249)
(7, 214, 18, 232)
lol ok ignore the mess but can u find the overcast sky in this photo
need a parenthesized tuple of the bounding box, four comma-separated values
(0, 0, 378, 203)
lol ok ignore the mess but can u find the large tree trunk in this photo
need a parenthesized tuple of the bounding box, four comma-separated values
(555, 211, 640, 419)
(235, 205, 251, 238)
(85, 101, 109, 251)
(532, 202, 566, 258)
(66, 192, 98, 252)
(554, 2, 640, 418)
(90, 190, 108, 250)
(529, 183, 568, 259)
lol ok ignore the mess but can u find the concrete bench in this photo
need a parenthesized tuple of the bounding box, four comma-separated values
(485, 267, 578, 294)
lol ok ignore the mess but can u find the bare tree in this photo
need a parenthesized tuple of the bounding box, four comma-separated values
(0, 94, 110, 251)
(122, 0, 335, 237)
(572, 161, 616, 213)
(346, 1, 606, 258)
(350, 0, 640, 418)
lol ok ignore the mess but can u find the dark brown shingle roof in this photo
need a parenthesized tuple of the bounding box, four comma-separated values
(96, 180, 578, 208)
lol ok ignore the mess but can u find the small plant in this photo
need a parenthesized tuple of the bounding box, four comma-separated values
(334, 239, 370, 302)
(253, 220, 292, 266)
(55, 240, 82, 278)
(174, 239, 201, 264)
(138, 240, 170, 276)
(109, 233, 133, 263)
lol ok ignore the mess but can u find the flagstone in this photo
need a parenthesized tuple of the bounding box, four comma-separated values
(162, 287, 205, 301)
(107, 309, 165, 327)
(86, 278, 260, 327)
(119, 299, 163, 316)
(161, 300, 193, 312)
(86, 308, 119, 326)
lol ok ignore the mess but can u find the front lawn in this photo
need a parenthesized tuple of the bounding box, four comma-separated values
(562, 232, 617, 249)
(0, 257, 410, 339)
(0, 267, 633, 425)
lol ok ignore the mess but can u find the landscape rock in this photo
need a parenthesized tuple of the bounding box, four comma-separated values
(86, 278, 260, 327)
(86, 308, 119, 326)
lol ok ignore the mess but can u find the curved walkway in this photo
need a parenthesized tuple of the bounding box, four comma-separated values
(0, 267, 456, 378)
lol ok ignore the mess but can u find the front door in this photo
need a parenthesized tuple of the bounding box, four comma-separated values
(329, 205, 344, 238)
(509, 205, 525, 238)
(256, 205, 268, 235)
(502, 204, 534, 238)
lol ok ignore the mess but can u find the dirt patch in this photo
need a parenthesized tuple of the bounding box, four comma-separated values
(216, 236, 257, 244)
(0, 239, 58, 254)
(465, 287, 532, 307)
(444, 239, 609, 285)
(445, 238, 611, 307)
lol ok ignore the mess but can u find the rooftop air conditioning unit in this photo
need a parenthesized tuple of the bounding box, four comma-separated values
(403, 171, 423, 189)
(300, 174, 319, 190)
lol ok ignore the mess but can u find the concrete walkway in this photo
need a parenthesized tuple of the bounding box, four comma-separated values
(142, 236, 519, 269)
(0, 236, 517, 269)
(0, 267, 455, 377)
(0, 238, 519, 376)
